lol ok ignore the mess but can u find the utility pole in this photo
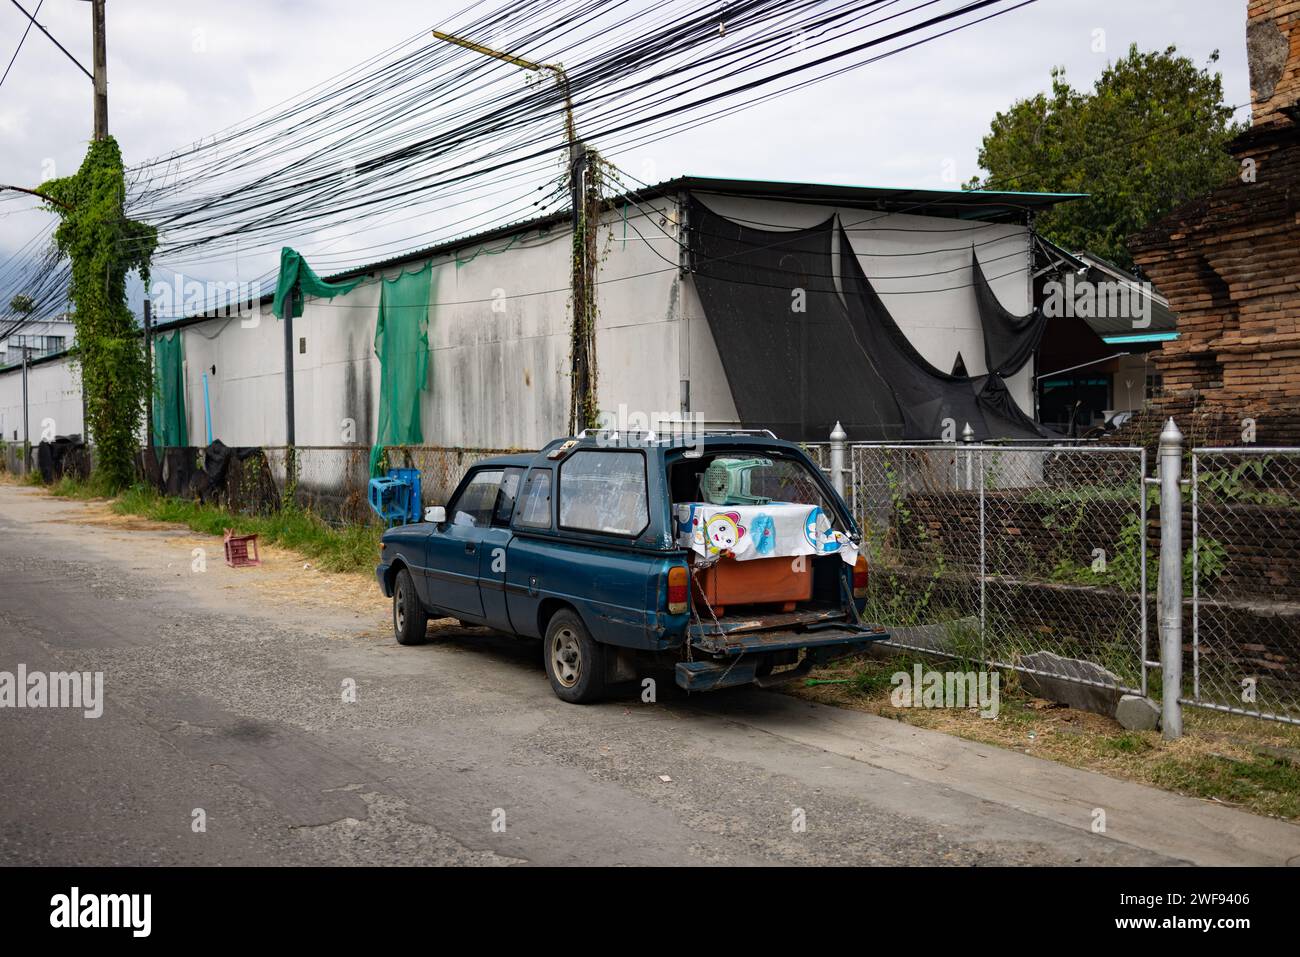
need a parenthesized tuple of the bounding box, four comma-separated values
(284, 289, 296, 449)
(430, 30, 594, 433)
(283, 288, 297, 506)
(91, 0, 107, 139)
(21, 342, 30, 474)
(143, 298, 153, 452)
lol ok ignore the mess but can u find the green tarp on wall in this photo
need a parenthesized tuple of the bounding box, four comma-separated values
(372, 264, 433, 473)
(152, 330, 188, 448)
(272, 247, 362, 319)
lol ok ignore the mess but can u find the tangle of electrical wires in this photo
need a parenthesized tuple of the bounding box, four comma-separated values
(3, 0, 1045, 338)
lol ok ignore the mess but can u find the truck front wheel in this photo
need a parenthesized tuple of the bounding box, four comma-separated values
(543, 610, 606, 704)
(393, 567, 429, 645)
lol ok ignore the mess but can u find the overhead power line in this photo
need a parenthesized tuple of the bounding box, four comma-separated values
(0, 0, 43, 91)
(5, 0, 93, 80)
(3, 0, 1049, 331)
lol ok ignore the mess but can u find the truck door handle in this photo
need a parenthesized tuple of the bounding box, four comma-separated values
(464, 543, 476, 554)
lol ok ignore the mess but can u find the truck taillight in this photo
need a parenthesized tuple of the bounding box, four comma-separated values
(667, 566, 689, 614)
(852, 555, 869, 598)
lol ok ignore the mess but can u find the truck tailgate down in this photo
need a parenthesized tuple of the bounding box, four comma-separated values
(676, 623, 891, 692)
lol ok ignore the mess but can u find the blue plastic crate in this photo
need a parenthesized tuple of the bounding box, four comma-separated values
(368, 476, 411, 527)
(387, 468, 422, 523)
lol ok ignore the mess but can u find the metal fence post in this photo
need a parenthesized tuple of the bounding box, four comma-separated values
(1139, 447, 1148, 698)
(978, 444, 986, 657)
(1158, 417, 1184, 740)
(829, 421, 846, 499)
(961, 422, 974, 490)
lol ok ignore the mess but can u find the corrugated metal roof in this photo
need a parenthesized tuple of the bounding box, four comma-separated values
(105, 175, 1089, 340)
(316, 174, 1085, 283)
(1035, 236, 1176, 338)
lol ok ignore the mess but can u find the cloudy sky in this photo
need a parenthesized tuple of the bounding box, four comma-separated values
(0, 0, 1251, 295)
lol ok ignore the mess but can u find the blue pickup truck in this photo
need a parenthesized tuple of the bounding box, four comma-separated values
(376, 431, 888, 703)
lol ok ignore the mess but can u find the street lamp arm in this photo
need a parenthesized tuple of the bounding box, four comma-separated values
(430, 30, 577, 148)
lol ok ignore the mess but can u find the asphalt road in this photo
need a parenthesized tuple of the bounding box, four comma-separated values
(1, 484, 1295, 866)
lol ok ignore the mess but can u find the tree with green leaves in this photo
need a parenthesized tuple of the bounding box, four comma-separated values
(965, 45, 1243, 269)
(39, 136, 157, 490)
(8, 294, 35, 318)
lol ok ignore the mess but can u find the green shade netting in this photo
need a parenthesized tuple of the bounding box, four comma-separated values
(371, 264, 433, 475)
(152, 330, 188, 448)
(272, 247, 362, 319)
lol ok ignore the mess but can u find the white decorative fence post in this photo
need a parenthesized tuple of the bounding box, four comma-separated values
(829, 421, 846, 499)
(1158, 417, 1184, 740)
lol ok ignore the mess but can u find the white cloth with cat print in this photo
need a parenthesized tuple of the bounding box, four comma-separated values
(675, 502, 858, 565)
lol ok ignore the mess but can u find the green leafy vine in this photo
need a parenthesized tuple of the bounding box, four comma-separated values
(40, 137, 157, 491)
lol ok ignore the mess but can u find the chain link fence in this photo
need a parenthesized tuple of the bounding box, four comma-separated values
(800, 442, 828, 472)
(1190, 448, 1300, 724)
(849, 443, 1150, 696)
(60, 426, 1300, 730)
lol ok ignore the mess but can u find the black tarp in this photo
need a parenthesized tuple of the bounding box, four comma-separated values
(189, 440, 264, 502)
(972, 248, 1048, 377)
(35, 435, 88, 483)
(136, 447, 200, 496)
(688, 198, 904, 440)
(837, 223, 1053, 440)
(687, 195, 1053, 441)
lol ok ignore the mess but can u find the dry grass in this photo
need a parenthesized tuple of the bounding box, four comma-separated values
(7, 473, 389, 621)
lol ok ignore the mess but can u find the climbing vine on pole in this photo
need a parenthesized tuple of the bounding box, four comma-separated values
(569, 147, 609, 434)
(40, 136, 157, 491)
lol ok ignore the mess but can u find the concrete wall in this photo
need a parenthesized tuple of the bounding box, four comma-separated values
(167, 196, 684, 452)
(0, 357, 83, 446)
(1111, 353, 1156, 414)
(0, 191, 1039, 452)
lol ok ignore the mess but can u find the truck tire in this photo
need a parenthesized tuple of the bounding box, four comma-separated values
(543, 610, 606, 704)
(393, 567, 429, 646)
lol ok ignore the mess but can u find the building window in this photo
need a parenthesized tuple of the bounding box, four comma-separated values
(1038, 375, 1113, 431)
(12, 335, 66, 357)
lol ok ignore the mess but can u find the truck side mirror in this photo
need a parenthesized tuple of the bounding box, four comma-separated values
(424, 506, 445, 524)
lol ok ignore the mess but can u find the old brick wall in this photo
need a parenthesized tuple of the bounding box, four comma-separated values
(1248, 0, 1300, 128)
(1128, 0, 1300, 417)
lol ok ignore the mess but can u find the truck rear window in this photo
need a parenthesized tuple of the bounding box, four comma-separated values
(559, 450, 649, 537)
(515, 469, 553, 529)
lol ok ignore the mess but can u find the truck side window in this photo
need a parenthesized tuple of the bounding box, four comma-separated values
(515, 469, 553, 529)
(448, 469, 504, 528)
(559, 450, 649, 537)
(492, 467, 525, 527)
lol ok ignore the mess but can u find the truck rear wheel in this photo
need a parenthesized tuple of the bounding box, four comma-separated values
(543, 610, 606, 704)
(393, 567, 429, 646)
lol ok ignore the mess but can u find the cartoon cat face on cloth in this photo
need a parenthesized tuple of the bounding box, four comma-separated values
(704, 511, 745, 554)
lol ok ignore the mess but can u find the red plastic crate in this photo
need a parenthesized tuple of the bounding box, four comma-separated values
(223, 529, 261, 568)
